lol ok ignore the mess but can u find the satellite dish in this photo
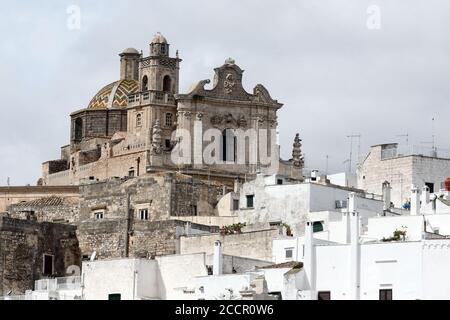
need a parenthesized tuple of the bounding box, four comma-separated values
(90, 251, 97, 261)
(66, 265, 81, 276)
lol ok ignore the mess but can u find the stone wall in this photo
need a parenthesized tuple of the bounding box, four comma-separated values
(78, 173, 226, 222)
(46, 160, 69, 174)
(77, 220, 126, 259)
(77, 218, 219, 260)
(8, 196, 79, 224)
(70, 109, 127, 144)
(79, 148, 101, 166)
(170, 175, 229, 217)
(0, 217, 80, 295)
(180, 229, 279, 261)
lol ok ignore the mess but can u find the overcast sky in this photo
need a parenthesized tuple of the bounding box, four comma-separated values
(1, 0, 450, 186)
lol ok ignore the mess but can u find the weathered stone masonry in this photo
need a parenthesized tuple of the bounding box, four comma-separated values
(0, 216, 81, 295)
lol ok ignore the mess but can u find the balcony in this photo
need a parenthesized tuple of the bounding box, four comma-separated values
(128, 90, 176, 107)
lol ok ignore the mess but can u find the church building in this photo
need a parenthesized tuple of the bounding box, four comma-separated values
(41, 33, 303, 186)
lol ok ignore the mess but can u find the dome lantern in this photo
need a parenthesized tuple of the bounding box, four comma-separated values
(150, 32, 169, 57)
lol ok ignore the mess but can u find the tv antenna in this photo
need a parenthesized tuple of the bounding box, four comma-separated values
(346, 134, 361, 173)
(420, 118, 437, 156)
(396, 133, 409, 146)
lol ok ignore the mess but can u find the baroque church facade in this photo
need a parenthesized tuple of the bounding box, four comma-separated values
(41, 33, 304, 186)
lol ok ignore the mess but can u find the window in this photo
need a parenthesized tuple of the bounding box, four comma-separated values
(165, 113, 173, 127)
(43, 254, 54, 276)
(129, 169, 135, 177)
(233, 199, 239, 211)
(108, 294, 121, 301)
(142, 76, 148, 91)
(139, 209, 149, 221)
(379, 289, 393, 300)
(74, 118, 83, 143)
(161, 45, 166, 55)
(206, 266, 213, 275)
(136, 113, 142, 127)
(246, 195, 254, 208)
(165, 139, 171, 149)
(313, 221, 324, 233)
(335, 200, 347, 209)
(285, 248, 294, 259)
(94, 212, 104, 220)
(318, 291, 331, 300)
(425, 182, 434, 193)
(190, 205, 198, 216)
(277, 179, 283, 185)
(163, 75, 171, 92)
(222, 129, 237, 162)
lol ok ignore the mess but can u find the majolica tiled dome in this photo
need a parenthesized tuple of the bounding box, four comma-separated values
(87, 79, 139, 109)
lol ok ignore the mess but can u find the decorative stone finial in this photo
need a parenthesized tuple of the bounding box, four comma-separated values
(225, 57, 235, 65)
(292, 133, 304, 168)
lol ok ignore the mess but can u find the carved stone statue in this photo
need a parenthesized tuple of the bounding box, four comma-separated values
(292, 133, 304, 168)
(225, 113, 235, 125)
(238, 115, 247, 128)
(151, 120, 162, 155)
(211, 114, 223, 125)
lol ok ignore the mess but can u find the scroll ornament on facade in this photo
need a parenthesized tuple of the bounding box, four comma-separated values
(224, 74, 235, 94)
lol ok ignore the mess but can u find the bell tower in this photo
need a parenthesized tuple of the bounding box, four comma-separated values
(139, 32, 181, 94)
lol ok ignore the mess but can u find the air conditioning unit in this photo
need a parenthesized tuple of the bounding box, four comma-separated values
(335, 200, 348, 209)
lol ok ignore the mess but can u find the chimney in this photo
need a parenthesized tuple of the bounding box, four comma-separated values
(342, 212, 351, 244)
(421, 185, 430, 205)
(382, 181, 391, 211)
(350, 211, 360, 300)
(310, 170, 319, 182)
(411, 186, 420, 215)
(304, 221, 316, 296)
(348, 192, 357, 213)
(184, 222, 191, 236)
(213, 240, 223, 275)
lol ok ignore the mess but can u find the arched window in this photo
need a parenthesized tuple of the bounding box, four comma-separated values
(313, 221, 324, 233)
(142, 75, 148, 91)
(136, 113, 142, 127)
(163, 75, 172, 92)
(222, 129, 236, 162)
(74, 118, 83, 143)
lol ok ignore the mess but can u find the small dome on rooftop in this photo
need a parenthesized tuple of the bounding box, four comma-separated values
(122, 48, 140, 54)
